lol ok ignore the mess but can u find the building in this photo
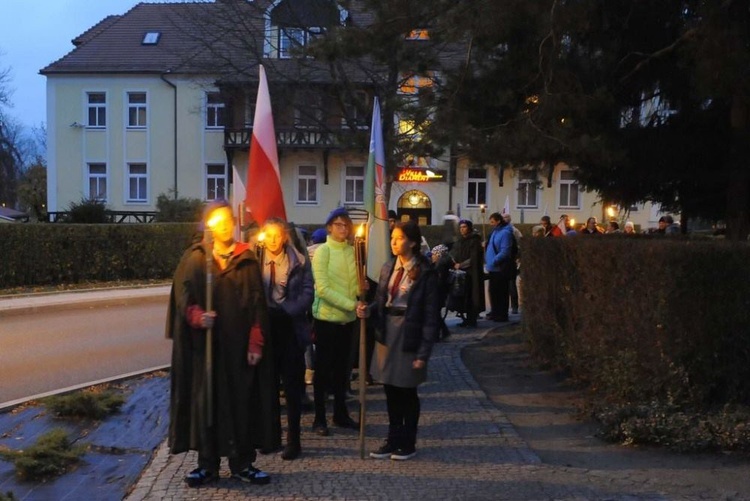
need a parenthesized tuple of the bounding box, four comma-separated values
(42, 0, 660, 230)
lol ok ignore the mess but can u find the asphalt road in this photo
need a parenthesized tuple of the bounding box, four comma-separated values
(0, 297, 171, 404)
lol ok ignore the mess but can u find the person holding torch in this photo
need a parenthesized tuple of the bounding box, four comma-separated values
(356, 220, 440, 461)
(166, 201, 280, 487)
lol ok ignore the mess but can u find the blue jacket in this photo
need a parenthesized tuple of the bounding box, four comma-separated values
(277, 242, 315, 347)
(485, 223, 514, 275)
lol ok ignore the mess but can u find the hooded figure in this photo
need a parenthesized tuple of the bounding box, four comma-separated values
(166, 202, 281, 487)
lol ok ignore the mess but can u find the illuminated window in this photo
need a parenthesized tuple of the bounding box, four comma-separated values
(399, 72, 435, 95)
(406, 29, 430, 40)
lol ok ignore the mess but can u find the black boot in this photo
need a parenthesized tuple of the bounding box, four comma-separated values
(281, 432, 301, 460)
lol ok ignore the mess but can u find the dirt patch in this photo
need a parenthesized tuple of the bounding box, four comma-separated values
(462, 324, 750, 499)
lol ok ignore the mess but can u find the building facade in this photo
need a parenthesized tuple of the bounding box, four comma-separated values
(42, 1, 660, 231)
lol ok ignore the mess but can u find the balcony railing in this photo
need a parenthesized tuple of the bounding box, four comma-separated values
(225, 126, 363, 150)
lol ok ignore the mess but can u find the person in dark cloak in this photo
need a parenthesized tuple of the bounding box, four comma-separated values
(165, 201, 281, 487)
(449, 219, 486, 327)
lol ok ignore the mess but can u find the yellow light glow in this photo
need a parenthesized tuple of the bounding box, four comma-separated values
(355, 224, 365, 238)
(480, 204, 486, 213)
(206, 213, 224, 229)
(257, 231, 266, 243)
(606, 206, 616, 218)
(569, 218, 576, 228)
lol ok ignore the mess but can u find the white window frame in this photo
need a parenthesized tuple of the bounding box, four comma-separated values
(206, 164, 227, 201)
(343, 165, 364, 205)
(205, 92, 226, 129)
(517, 170, 539, 209)
(465, 168, 487, 207)
(87, 163, 108, 202)
(127, 92, 147, 128)
(296, 165, 319, 205)
(557, 170, 580, 209)
(87, 92, 106, 128)
(126, 163, 148, 203)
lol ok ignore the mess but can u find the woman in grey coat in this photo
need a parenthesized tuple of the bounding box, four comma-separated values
(356, 220, 440, 461)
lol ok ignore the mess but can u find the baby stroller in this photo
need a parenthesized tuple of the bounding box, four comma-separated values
(445, 269, 467, 321)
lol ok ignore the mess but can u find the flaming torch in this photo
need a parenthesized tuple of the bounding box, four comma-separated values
(354, 223, 368, 458)
(203, 211, 224, 427)
(255, 230, 266, 264)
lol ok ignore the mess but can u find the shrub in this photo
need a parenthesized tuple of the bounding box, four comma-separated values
(155, 193, 204, 222)
(66, 198, 109, 224)
(0, 429, 86, 481)
(0, 492, 17, 501)
(44, 388, 125, 420)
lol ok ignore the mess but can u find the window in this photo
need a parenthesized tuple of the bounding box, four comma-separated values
(278, 26, 322, 58)
(406, 29, 430, 40)
(341, 90, 368, 129)
(344, 166, 364, 205)
(398, 72, 435, 95)
(142, 32, 160, 45)
(297, 165, 318, 205)
(87, 92, 106, 128)
(466, 168, 487, 207)
(87, 163, 107, 201)
(206, 164, 227, 201)
(127, 92, 147, 128)
(127, 163, 148, 202)
(294, 90, 323, 128)
(517, 171, 538, 208)
(205, 92, 226, 128)
(558, 170, 580, 209)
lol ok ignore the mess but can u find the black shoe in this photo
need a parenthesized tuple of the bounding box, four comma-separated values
(312, 421, 330, 436)
(493, 316, 509, 322)
(281, 442, 301, 460)
(185, 467, 217, 488)
(231, 465, 271, 485)
(258, 444, 282, 454)
(391, 446, 417, 461)
(333, 415, 359, 429)
(369, 441, 398, 459)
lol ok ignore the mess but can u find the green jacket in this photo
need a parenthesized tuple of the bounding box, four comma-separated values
(311, 236, 358, 324)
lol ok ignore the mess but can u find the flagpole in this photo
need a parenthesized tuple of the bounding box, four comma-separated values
(354, 223, 368, 459)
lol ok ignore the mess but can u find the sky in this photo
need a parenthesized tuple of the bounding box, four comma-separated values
(0, 1, 163, 130)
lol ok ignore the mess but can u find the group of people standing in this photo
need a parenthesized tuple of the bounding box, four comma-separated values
(165, 202, 441, 488)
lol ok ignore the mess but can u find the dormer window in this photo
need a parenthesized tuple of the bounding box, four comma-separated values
(265, 0, 343, 59)
(142, 32, 161, 45)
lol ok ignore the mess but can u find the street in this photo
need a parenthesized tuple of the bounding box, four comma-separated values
(0, 297, 171, 404)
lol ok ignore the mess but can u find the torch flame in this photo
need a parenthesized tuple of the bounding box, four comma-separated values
(355, 223, 365, 239)
(569, 218, 575, 228)
(206, 213, 224, 229)
(257, 231, 266, 243)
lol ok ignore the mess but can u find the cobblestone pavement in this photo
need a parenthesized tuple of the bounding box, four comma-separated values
(125, 321, 715, 501)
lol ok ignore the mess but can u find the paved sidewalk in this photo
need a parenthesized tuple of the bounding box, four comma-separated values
(124, 319, 679, 501)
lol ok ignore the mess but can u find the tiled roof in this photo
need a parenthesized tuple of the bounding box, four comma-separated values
(40, 2, 262, 75)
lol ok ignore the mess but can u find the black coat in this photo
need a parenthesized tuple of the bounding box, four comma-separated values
(450, 232, 486, 313)
(372, 255, 439, 362)
(165, 242, 281, 458)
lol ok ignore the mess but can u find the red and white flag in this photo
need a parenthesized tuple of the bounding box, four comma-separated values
(245, 65, 286, 225)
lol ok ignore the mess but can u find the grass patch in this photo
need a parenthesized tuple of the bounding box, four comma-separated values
(43, 387, 125, 420)
(0, 429, 86, 481)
